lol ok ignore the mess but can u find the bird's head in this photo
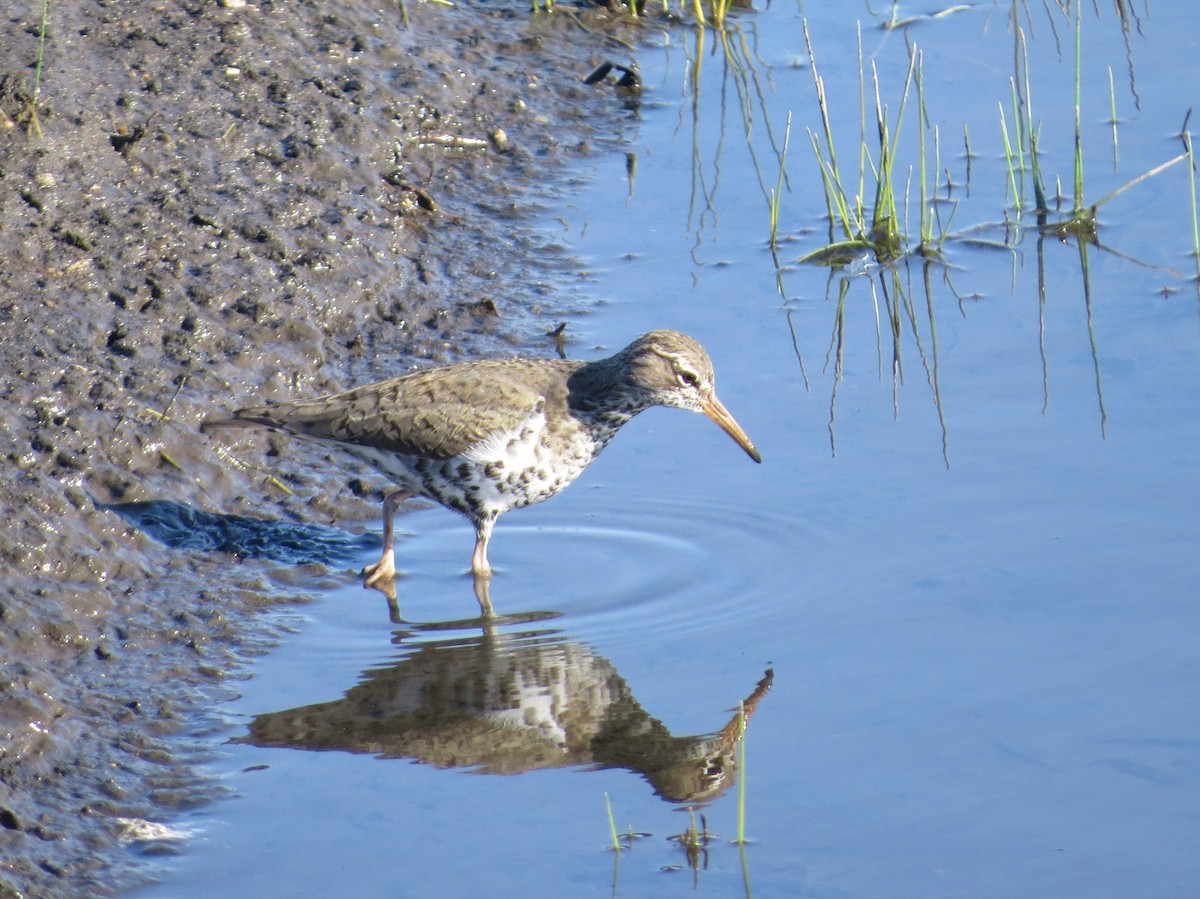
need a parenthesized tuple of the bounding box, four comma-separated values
(623, 330, 762, 463)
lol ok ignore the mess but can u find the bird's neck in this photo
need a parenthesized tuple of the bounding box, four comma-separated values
(565, 356, 649, 431)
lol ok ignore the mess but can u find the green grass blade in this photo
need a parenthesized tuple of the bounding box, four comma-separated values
(604, 793, 620, 853)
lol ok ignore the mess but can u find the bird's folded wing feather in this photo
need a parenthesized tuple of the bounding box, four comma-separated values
(227, 362, 556, 461)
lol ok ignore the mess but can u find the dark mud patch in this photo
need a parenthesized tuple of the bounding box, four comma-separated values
(0, 0, 648, 893)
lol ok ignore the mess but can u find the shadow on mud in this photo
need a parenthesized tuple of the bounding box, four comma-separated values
(100, 499, 375, 567)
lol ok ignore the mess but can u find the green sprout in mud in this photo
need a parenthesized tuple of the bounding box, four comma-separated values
(18, 0, 51, 136)
(210, 443, 295, 496)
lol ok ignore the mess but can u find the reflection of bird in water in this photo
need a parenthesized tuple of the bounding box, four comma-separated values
(239, 629, 773, 805)
(203, 331, 760, 613)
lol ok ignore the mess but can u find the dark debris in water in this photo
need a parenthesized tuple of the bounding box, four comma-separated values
(583, 60, 642, 94)
(99, 499, 376, 567)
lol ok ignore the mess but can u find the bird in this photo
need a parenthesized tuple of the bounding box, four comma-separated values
(202, 329, 761, 605)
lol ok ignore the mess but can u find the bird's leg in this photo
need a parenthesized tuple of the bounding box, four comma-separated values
(472, 571, 495, 619)
(470, 514, 496, 579)
(363, 490, 409, 593)
(469, 515, 498, 619)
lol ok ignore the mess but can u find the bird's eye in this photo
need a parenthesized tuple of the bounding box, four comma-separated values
(677, 370, 701, 389)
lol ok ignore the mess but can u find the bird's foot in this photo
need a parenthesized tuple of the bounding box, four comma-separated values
(362, 553, 398, 601)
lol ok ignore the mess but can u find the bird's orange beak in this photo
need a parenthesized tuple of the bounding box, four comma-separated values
(702, 395, 762, 463)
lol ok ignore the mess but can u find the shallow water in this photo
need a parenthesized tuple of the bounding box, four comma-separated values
(142, 2, 1200, 896)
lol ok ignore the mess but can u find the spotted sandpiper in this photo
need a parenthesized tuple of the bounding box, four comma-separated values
(203, 330, 760, 603)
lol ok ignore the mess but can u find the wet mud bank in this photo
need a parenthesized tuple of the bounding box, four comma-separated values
(0, 1, 643, 893)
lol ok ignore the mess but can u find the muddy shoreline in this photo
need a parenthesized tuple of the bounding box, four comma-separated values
(0, 1, 646, 893)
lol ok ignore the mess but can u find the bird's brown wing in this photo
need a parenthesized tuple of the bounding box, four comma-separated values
(217, 359, 578, 461)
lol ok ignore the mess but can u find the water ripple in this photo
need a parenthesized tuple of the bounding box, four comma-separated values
(384, 488, 824, 645)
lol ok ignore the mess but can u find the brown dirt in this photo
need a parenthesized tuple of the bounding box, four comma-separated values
(0, 0, 646, 893)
